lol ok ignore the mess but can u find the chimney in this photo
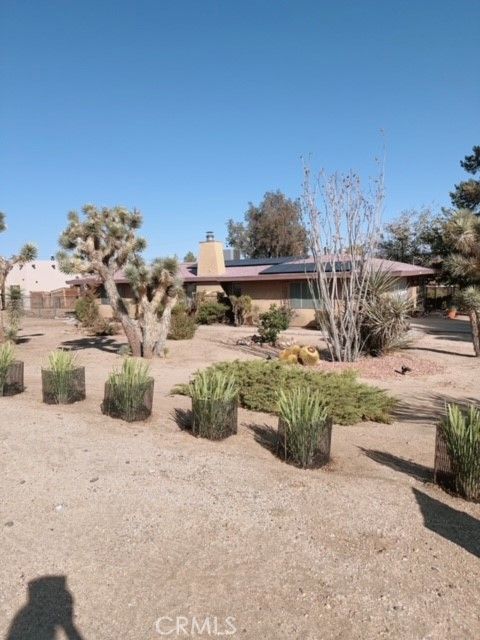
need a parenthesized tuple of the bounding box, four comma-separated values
(197, 231, 226, 277)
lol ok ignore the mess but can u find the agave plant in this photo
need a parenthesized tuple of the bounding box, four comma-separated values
(107, 357, 153, 421)
(278, 387, 330, 468)
(442, 403, 480, 501)
(189, 369, 238, 439)
(0, 342, 15, 396)
(360, 268, 412, 356)
(45, 350, 78, 403)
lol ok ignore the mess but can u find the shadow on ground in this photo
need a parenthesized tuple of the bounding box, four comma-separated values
(246, 423, 279, 456)
(61, 336, 125, 353)
(360, 448, 433, 482)
(413, 488, 480, 558)
(6, 575, 84, 640)
(392, 393, 479, 426)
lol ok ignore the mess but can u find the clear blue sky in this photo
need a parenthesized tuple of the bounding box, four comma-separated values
(1, 0, 479, 259)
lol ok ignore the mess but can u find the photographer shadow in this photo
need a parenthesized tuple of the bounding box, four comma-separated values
(6, 575, 84, 640)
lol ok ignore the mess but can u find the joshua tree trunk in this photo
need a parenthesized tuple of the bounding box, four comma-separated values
(154, 294, 177, 356)
(469, 310, 480, 357)
(102, 273, 143, 357)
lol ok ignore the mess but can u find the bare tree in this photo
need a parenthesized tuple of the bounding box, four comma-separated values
(58, 205, 178, 358)
(302, 165, 385, 362)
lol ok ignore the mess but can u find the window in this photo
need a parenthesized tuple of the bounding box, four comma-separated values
(289, 281, 316, 309)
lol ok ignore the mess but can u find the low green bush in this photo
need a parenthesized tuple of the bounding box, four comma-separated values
(169, 312, 197, 340)
(173, 360, 394, 425)
(75, 294, 100, 326)
(196, 301, 229, 325)
(258, 304, 293, 344)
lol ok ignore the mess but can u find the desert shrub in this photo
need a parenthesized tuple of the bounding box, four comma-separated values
(258, 304, 293, 344)
(75, 293, 100, 326)
(196, 300, 229, 325)
(278, 387, 329, 468)
(174, 360, 394, 425)
(44, 350, 79, 403)
(229, 295, 252, 326)
(0, 342, 15, 395)
(441, 403, 480, 501)
(188, 369, 238, 439)
(169, 311, 197, 340)
(106, 357, 153, 421)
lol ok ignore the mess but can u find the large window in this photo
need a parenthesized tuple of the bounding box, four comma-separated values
(289, 281, 315, 309)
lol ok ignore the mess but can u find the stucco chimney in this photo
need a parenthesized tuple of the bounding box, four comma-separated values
(197, 232, 226, 276)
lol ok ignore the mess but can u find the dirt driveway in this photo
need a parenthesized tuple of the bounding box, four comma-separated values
(1, 317, 479, 639)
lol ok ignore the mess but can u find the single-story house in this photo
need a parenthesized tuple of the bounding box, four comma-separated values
(67, 232, 435, 327)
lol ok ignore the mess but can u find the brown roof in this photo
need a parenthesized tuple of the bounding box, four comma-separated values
(67, 256, 435, 287)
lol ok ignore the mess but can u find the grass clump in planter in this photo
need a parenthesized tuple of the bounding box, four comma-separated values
(189, 369, 238, 440)
(103, 357, 154, 422)
(278, 387, 331, 468)
(42, 350, 85, 404)
(440, 403, 480, 501)
(173, 360, 394, 425)
(0, 342, 24, 396)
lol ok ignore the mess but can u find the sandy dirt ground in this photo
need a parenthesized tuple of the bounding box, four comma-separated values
(1, 316, 480, 639)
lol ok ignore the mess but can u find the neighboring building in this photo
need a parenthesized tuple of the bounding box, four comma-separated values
(67, 233, 435, 327)
(6, 260, 80, 312)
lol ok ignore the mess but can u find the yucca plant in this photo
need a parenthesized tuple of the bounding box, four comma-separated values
(43, 350, 82, 404)
(441, 403, 480, 501)
(105, 357, 153, 421)
(0, 342, 15, 396)
(189, 369, 238, 439)
(278, 387, 330, 468)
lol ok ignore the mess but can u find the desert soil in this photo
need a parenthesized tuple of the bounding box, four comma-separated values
(1, 316, 479, 639)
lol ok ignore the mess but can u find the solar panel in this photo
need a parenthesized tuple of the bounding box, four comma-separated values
(261, 260, 352, 274)
(224, 257, 291, 267)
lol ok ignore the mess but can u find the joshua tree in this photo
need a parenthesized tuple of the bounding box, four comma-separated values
(0, 213, 37, 341)
(58, 205, 179, 358)
(443, 209, 480, 356)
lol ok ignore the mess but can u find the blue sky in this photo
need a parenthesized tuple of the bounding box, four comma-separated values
(1, 0, 479, 260)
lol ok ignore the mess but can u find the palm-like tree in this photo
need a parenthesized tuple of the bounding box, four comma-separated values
(444, 209, 480, 356)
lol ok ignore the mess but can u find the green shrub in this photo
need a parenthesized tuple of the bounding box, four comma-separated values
(196, 301, 229, 325)
(258, 304, 293, 344)
(169, 312, 197, 340)
(173, 360, 394, 425)
(107, 358, 153, 421)
(442, 403, 480, 501)
(278, 387, 329, 468)
(0, 342, 15, 395)
(6, 286, 24, 339)
(188, 369, 238, 439)
(75, 294, 100, 326)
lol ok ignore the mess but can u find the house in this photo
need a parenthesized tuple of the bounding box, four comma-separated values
(179, 233, 435, 326)
(68, 232, 435, 327)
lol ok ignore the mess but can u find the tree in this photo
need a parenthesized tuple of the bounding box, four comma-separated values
(378, 208, 445, 266)
(0, 213, 37, 342)
(443, 209, 480, 356)
(183, 251, 196, 262)
(58, 205, 179, 358)
(450, 146, 480, 213)
(227, 191, 308, 258)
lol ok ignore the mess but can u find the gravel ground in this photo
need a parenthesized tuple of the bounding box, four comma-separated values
(1, 317, 479, 640)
